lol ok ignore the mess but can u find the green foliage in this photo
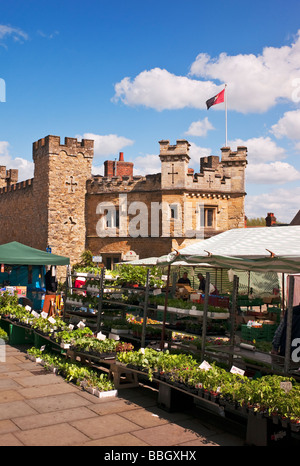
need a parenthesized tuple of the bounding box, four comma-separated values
(27, 347, 115, 392)
(0, 327, 8, 342)
(114, 265, 164, 287)
(149, 295, 227, 313)
(72, 250, 95, 269)
(246, 217, 266, 227)
(117, 349, 300, 420)
(0, 292, 19, 315)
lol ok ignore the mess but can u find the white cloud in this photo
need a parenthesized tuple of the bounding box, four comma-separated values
(246, 161, 300, 184)
(92, 163, 104, 176)
(185, 117, 215, 137)
(0, 25, 28, 43)
(190, 31, 300, 113)
(271, 109, 300, 140)
(229, 136, 286, 163)
(188, 142, 212, 168)
(113, 31, 300, 113)
(245, 187, 300, 223)
(77, 133, 134, 158)
(113, 67, 219, 111)
(0, 141, 34, 182)
(133, 154, 161, 175)
(37, 30, 59, 39)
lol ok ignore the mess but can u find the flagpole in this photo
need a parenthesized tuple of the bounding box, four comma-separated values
(225, 83, 228, 146)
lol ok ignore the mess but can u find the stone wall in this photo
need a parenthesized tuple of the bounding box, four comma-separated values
(0, 180, 36, 246)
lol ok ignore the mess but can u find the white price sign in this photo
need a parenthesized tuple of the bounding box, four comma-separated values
(230, 366, 245, 376)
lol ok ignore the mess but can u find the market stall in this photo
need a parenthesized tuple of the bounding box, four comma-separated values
(0, 241, 69, 311)
(157, 226, 300, 373)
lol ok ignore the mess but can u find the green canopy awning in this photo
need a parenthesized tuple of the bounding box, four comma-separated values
(0, 242, 70, 266)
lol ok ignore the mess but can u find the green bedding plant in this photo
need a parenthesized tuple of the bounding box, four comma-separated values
(0, 327, 8, 342)
(116, 348, 300, 422)
(27, 347, 115, 392)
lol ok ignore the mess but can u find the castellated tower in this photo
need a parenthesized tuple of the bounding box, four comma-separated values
(32, 135, 94, 263)
(159, 139, 190, 189)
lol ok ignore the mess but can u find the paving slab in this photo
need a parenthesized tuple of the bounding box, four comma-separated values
(14, 422, 90, 446)
(0, 432, 24, 446)
(71, 413, 142, 440)
(131, 422, 207, 446)
(0, 419, 20, 435)
(83, 432, 150, 446)
(17, 380, 79, 399)
(26, 391, 93, 414)
(0, 400, 38, 421)
(13, 406, 97, 430)
(13, 373, 66, 388)
(0, 389, 24, 403)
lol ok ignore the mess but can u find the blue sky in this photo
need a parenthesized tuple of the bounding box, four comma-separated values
(0, 0, 300, 222)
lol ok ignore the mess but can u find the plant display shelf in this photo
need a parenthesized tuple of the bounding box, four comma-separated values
(204, 344, 300, 381)
(66, 348, 116, 367)
(156, 305, 229, 320)
(64, 268, 152, 347)
(0, 318, 35, 346)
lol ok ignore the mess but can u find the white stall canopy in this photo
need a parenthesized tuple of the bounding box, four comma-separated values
(158, 226, 300, 274)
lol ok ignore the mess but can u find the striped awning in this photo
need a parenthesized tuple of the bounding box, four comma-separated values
(157, 226, 300, 273)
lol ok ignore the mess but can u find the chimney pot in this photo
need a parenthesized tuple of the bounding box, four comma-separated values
(119, 152, 124, 161)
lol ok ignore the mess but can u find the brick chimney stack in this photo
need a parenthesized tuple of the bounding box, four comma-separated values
(104, 152, 133, 179)
(265, 212, 276, 227)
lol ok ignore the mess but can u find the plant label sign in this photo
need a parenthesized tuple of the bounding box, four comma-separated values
(199, 360, 212, 371)
(280, 381, 293, 393)
(230, 366, 245, 376)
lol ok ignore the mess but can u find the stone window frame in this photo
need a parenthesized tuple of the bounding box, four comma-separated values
(196, 203, 217, 229)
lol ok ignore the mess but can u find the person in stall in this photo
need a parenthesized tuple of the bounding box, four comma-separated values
(272, 304, 300, 357)
(45, 266, 58, 295)
(197, 273, 206, 293)
(177, 272, 191, 286)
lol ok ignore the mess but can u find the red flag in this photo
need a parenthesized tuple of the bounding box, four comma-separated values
(206, 89, 225, 109)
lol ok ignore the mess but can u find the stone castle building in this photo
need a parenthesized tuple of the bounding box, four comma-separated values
(0, 135, 247, 268)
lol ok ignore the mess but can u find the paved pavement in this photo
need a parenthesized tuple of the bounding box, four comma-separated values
(0, 344, 246, 447)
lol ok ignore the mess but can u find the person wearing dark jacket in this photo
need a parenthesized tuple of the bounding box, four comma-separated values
(177, 272, 191, 286)
(272, 305, 300, 356)
(45, 267, 58, 295)
(197, 273, 206, 292)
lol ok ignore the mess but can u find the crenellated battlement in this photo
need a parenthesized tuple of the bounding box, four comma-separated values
(87, 173, 161, 194)
(0, 165, 18, 189)
(221, 146, 248, 164)
(33, 135, 94, 161)
(159, 139, 191, 163)
(0, 178, 33, 195)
